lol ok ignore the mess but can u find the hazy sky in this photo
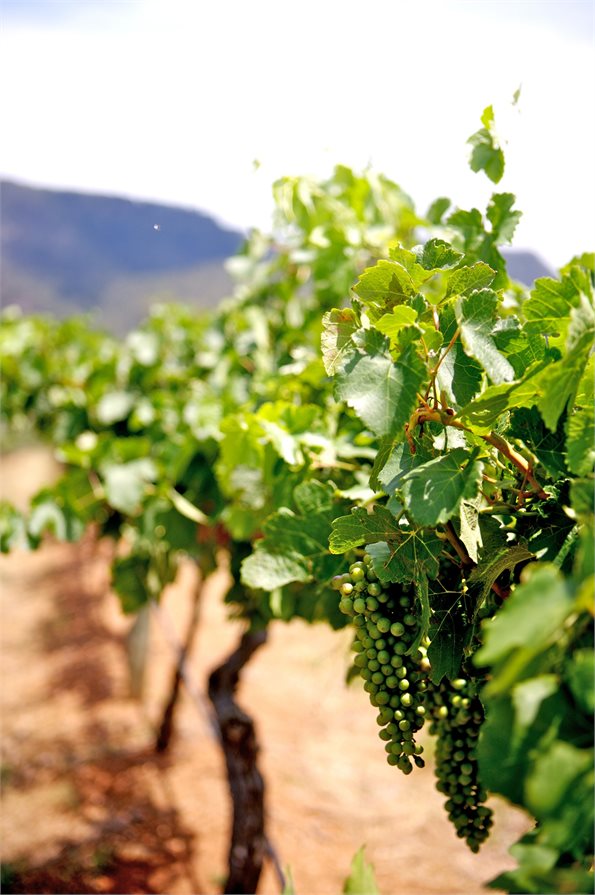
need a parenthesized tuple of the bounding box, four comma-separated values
(1, 0, 594, 266)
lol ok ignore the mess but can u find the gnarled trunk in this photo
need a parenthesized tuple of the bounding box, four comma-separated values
(208, 628, 268, 894)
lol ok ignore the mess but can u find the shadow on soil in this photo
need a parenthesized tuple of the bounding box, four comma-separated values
(2, 534, 204, 894)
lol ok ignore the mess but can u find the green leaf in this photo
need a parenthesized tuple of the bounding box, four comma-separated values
(459, 366, 545, 433)
(101, 458, 157, 515)
(445, 262, 496, 298)
(401, 447, 483, 527)
(508, 406, 568, 480)
(477, 695, 519, 798)
(411, 238, 463, 271)
(335, 343, 425, 438)
(494, 324, 546, 378)
(478, 686, 571, 806)
(293, 479, 336, 517)
(535, 300, 594, 430)
(387, 244, 434, 288)
(112, 553, 150, 613)
(566, 649, 595, 715)
(428, 606, 466, 683)
(475, 564, 572, 675)
(456, 288, 515, 384)
(95, 390, 135, 425)
(0, 501, 28, 552)
(436, 341, 483, 408)
(566, 361, 594, 476)
(366, 529, 443, 583)
(281, 866, 296, 895)
(321, 308, 358, 375)
(487, 193, 522, 244)
(375, 306, 418, 342)
(342, 846, 380, 895)
(469, 544, 535, 607)
(409, 574, 431, 659)
(458, 498, 482, 563)
(28, 498, 85, 543)
(426, 197, 451, 225)
(467, 105, 505, 183)
(511, 676, 559, 746)
(241, 482, 341, 594)
(373, 438, 434, 495)
(241, 548, 310, 590)
(330, 506, 398, 554)
(525, 740, 593, 819)
(353, 259, 416, 318)
(523, 275, 583, 336)
(447, 207, 485, 247)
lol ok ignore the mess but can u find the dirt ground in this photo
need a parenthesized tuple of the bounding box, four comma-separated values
(0, 447, 532, 895)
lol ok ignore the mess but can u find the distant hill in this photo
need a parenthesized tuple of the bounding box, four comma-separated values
(0, 179, 555, 333)
(501, 248, 554, 287)
(0, 180, 244, 331)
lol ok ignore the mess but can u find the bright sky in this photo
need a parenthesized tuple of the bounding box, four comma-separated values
(1, 0, 594, 267)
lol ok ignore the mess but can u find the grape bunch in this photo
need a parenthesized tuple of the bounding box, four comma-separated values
(333, 556, 431, 775)
(427, 677, 493, 852)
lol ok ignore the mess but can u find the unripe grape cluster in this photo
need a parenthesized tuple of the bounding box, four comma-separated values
(332, 556, 431, 775)
(427, 677, 493, 852)
(333, 553, 494, 852)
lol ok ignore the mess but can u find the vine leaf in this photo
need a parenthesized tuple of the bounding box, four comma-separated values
(401, 447, 484, 527)
(456, 288, 515, 385)
(467, 104, 505, 183)
(565, 355, 594, 477)
(408, 572, 431, 658)
(241, 482, 341, 592)
(342, 846, 380, 895)
(241, 548, 311, 591)
(458, 365, 545, 433)
(112, 553, 152, 613)
(428, 607, 466, 683)
(329, 505, 399, 554)
(535, 294, 595, 431)
(352, 260, 416, 319)
(445, 261, 496, 298)
(375, 306, 418, 343)
(468, 544, 535, 607)
(525, 740, 594, 819)
(487, 193, 522, 244)
(335, 343, 425, 438)
(101, 458, 157, 515)
(436, 341, 484, 408)
(523, 274, 584, 336)
(475, 564, 573, 690)
(371, 437, 434, 496)
(508, 406, 568, 480)
(321, 308, 358, 375)
(458, 497, 483, 563)
(411, 239, 463, 272)
(366, 530, 443, 584)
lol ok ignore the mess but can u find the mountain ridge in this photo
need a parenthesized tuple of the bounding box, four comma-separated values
(1, 179, 244, 329)
(0, 178, 555, 333)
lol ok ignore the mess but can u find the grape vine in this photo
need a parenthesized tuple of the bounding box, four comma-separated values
(1, 104, 592, 895)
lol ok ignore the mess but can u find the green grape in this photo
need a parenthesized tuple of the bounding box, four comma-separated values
(427, 677, 493, 852)
(341, 556, 433, 776)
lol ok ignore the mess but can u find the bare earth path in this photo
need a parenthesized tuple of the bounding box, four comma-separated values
(0, 447, 531, 895)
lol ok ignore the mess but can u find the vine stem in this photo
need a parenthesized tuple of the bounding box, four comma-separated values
(482, 432, 549, 500)
(443, 521, 474, 568)
(429, 327, 461, 381)
(208, 627, 269, 894)
(155, 568, 204, 753)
